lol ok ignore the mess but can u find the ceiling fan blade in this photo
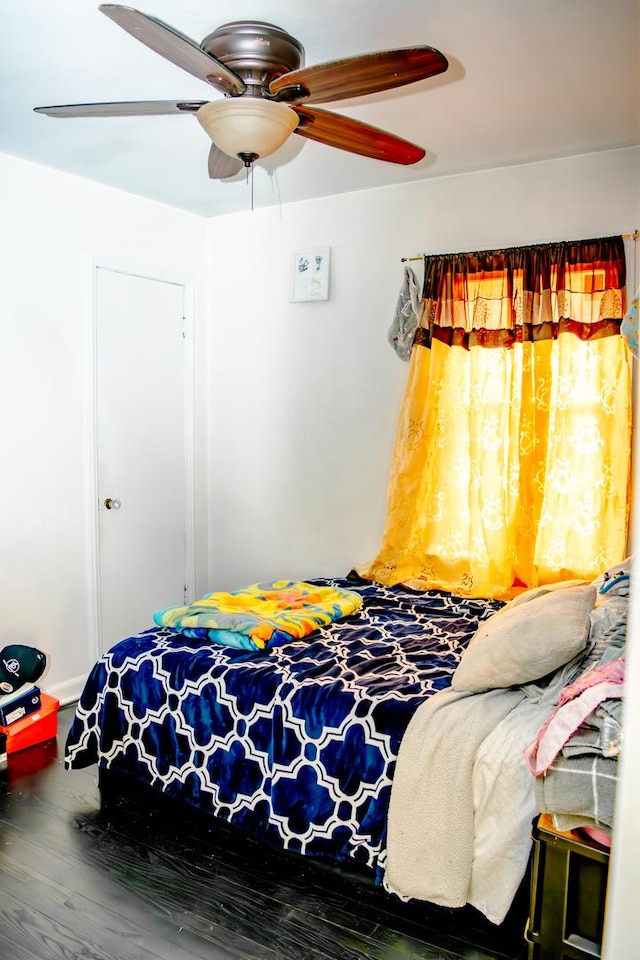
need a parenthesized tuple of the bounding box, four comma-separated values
(292, 106, 425, 165)
(34, 100, 207, 118)
(270, 46, 448, 105)
(208, 145, 243, 180)
(99, 4, 247, 97)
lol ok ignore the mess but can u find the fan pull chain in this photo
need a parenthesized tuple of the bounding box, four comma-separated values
(240, 152, 258, 212)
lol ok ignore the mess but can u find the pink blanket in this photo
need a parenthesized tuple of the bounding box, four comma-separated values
(525, 658, 624, 776)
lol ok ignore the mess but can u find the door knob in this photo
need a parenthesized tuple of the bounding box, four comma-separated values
(104, 498, 121, 510)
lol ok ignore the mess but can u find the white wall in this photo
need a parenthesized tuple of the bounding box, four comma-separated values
(1, 143, 639, 956)
(605, 217, 640, 957)
(205, 147, 640, 958)
(0, 152, 209, 703)
(206, 146, 640, 589)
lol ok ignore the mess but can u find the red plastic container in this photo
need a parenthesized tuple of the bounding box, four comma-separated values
(0, 692, 60, 754)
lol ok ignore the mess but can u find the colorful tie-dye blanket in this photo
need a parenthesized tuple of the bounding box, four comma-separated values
(153, 579, 363, 650)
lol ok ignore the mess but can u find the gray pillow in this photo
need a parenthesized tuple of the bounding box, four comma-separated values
(452, 583, 597, 692)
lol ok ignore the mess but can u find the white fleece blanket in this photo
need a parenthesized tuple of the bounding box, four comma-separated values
(384, 677, 568, 924)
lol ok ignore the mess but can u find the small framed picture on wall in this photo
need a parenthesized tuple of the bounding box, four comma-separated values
(290, 247, 331, 302)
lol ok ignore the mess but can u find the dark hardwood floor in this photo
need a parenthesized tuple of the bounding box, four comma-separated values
(0, 705, 529, 960)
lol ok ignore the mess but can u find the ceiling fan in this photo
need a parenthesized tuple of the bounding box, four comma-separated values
(34, 5, 449, 181)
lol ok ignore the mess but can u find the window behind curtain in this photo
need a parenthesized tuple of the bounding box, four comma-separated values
(361, 236, 632, 598)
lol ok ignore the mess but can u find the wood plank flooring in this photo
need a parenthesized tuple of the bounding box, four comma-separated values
(0, 705, 529, 960)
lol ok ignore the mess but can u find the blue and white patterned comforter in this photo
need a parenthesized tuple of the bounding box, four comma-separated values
(66, 578, 501, 876)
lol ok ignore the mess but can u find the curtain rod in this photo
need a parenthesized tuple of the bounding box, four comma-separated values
(401, 231, 640, 262)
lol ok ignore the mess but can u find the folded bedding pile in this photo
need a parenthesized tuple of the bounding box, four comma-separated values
(526, 565, 628, 843)
(153, 579, 363, 650)
(384, 562, 629, 925)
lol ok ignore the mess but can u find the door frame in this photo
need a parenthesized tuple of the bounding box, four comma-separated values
(85, 255, 196, 663)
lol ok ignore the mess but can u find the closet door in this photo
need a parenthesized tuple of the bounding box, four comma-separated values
(95, 266, 188, 652)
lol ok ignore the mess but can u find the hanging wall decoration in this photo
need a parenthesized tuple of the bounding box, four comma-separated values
(290, 247, 331, 302)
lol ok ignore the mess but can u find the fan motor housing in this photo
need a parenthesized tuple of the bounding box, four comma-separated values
(201, 21, 304, 95)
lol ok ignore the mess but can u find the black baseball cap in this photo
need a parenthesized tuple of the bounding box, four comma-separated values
(0, 645, 47, 695)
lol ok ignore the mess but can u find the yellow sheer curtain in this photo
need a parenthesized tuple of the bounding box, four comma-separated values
(361, 237, 632, 598)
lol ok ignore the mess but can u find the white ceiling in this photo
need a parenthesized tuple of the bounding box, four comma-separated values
(1, 0, 638, 218)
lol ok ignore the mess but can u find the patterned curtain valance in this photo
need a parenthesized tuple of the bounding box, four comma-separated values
(415, 234, 627, 349)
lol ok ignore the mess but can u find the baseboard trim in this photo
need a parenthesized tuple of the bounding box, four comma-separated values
(45, 676, 85, 707)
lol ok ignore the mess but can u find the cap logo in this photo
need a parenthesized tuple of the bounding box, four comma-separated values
(2, 658, 20, 676)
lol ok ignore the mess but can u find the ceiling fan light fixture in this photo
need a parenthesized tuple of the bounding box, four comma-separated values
(35, 8, 447, 179)
(196, 99, 298, 161)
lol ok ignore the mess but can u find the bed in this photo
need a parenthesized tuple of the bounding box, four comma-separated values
(66, 577, 502, 877)
(65, 567, 627, 935)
